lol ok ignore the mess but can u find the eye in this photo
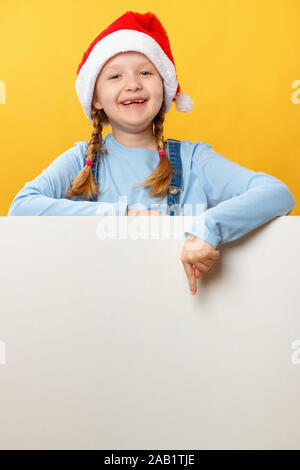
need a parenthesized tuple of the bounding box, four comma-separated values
(109, 71, 152, 79)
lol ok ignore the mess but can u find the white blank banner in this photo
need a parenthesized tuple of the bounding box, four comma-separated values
(0, 216, 299, 450)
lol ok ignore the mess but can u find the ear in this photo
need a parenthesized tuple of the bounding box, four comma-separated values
(92, 89, 103, 110)
(92, 98, 103, 110)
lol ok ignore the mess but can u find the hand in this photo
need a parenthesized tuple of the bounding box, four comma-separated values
(180, 234, 220, 295)
(126, 209, 168, 216)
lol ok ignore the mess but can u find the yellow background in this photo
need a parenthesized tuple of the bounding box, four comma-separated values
(0, 0, 299, 215)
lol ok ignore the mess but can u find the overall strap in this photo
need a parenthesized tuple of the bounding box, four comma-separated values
(91, 152, 100, 202)
(166, 139, 184, 216)
(91, 152, 100, 181)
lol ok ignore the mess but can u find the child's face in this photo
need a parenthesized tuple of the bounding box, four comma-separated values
(92, 51, 164, 131)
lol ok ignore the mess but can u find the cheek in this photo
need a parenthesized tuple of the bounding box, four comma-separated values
(152, 80, 164, 97)
(100, 87, 117, 103)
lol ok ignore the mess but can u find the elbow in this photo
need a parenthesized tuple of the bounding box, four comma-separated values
(248, 172, 296, 215)
(275, 182, 296, 215)
(8, 196, 24, 216)
(8, 194, 33, 216)
(7, 180, 48, 215)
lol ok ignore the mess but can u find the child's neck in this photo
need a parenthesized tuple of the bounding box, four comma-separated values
(111, 129, 158, 151)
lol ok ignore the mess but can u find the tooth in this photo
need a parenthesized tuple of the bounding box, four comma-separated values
(123, 100, 145, 104)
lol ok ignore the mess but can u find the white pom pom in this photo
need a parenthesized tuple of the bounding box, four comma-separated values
(175, 91, 194, 112)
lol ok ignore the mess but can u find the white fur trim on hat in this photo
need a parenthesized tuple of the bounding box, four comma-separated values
(76, 29, 178, 121)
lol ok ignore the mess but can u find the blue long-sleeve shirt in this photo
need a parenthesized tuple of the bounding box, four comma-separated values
(8, 132, 296, 248)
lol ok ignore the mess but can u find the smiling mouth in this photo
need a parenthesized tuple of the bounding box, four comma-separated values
(121, 99, 148, 108)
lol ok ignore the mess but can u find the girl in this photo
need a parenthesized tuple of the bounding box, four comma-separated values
(8, 11, 296, 295)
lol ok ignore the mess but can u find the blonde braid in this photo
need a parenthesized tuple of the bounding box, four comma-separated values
(65, 105, 108, 200)
(135, 101, 173, 200)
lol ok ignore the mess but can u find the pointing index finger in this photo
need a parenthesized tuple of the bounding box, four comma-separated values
(182, 262, 197, 294)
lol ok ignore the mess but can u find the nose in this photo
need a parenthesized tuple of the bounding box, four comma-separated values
(124, 73, 143, 92)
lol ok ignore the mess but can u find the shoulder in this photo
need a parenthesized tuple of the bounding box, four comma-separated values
(41, 141, 89, 185)
(51, 141, 88, 173)
(67, 141, 89, 169)
(178, 139, 245, 172)
(173, 138, 213, 169)
(179, 138, 212, 156)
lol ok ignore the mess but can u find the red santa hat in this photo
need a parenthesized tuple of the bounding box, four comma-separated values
(75, 10, 194, 121)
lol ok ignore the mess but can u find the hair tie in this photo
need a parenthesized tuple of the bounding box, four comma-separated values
(159, 151, 167, 157)
(86, 160, 93, 166)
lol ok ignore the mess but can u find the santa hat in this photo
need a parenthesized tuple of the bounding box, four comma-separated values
(75, 10, 194, 121)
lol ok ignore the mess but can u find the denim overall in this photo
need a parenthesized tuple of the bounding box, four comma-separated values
(91, 139, 184, 215)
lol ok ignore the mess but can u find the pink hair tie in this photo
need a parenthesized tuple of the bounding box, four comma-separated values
(158, 151, 167, 157)
(86, 160, 93, 166)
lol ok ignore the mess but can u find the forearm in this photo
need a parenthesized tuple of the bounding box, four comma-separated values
(8, 192, 128, 216)
(184, 182, 296, 248)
